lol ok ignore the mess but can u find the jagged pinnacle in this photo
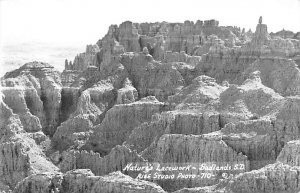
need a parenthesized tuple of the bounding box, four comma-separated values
(259, 16, 262, 24)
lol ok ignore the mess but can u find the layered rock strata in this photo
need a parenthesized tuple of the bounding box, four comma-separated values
(0, 88, 58, 190)
(2, 62, 62, 136)
(14, 170, 166, 193)
(1, 17, 300, 193)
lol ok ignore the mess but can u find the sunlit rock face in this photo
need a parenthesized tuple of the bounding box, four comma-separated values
(2, 17, 300, 193)
(14, 170, 167, 193)
(2, 62, 62, 136)
(64, 44, 100, 71)
(0, 86, 58, 191)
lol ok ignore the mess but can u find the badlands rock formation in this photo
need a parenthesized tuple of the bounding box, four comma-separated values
(14, 170, 166, 193)
(1, 17, 300, 193)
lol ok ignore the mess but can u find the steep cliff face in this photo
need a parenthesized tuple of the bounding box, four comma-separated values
(195, 21, 300, 85)
(86, 96, 166, 154)
(54, 61, 137, 150)
(120, 52, 185, 101)
(163, 51, 201, 66)
(14, 170, 167, 193)
(63, 19, 245, 88)
(59, 145, 145, 176)
(273, 96, 300, 148)
(168, 75, 226, 105)
(61, 70, 80, 86)
(2, 62, 63, 136)
(173, 162, 300, 193)
(116, 77, 138, 104)
(97, 35, 125, 71)
(97, 19, 238, 59)
(53, 83, 116, 150)
(124, 110, 224, 154)
(62, 17, 299, 92)
(0, 89, 58, 191)
(146, 134, 249, 192)
(153, 134, 248, 165)
(124, 72, 285, 165)
(13, 172, 63, 193)
(242, 58, 300, 96)
(0, 139, 58, 187)
(225, 162, 300, 193)
(117, 21, 141, 53)
(59, 87, 80, 123)
(277, 140, 300, 166)
(1, 87, 42, 132)
(221, 119, 278, 170)
(216, 72, 284, 119)
(3, 17, 300, 193)
(65, 44, 100, 71)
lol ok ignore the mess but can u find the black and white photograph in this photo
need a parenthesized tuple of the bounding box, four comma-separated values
(0, 0, 300, 192)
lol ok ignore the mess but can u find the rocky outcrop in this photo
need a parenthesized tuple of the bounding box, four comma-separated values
(221, 119, 278, 170)
(96, 38, 125, 71)
(173, 162, 300, 193)
(117, 21, 141, 53)
(64, 19, 245, 88)
(53, 83, 116, 150)
(163, 51, 201, 66)
(251, 19, 270, 47)
(61, 70, 80, 87)
(15, 162, 300, 193)
(195, 37, 253, 83)
(124, 110, 224, 154)
(67, 51, 128, 90)
(63, 17, 299, 91)
(65, 44, 100, 71)
(272, 96, 300, 147)
(277, 140, 300, 166)
(195, 18, 300, 84)
(86, 96, 166, 154)
(153, 134, 248, 165)
(1, 87, 42, 132)
(168, 75, 226, 105)
(3, 17, 300, 193)
(13, 172, 63, 193)
(225, 162, 300, 193)
(0, 89, 58, 190)
(2, 62, 62, 136)
(116, 77, 138, 104)
(120, 52, 185, 100)
(97, 19, 239, 58)
(217, 72, 284, 119)
(14, 170, 166, 193)
(144, 134, 249, 192)
(242, 57, 300, 96)
(59, 145, 145, 176)
(162, 20, 237, 55)
(61, 44, 102, 86)
(172, 162, 300, 193)
(125, 73, 284, 160)
(54, 60, 139, 151)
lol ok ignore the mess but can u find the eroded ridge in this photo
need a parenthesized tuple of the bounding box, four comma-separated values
(1, 17, 300, 193)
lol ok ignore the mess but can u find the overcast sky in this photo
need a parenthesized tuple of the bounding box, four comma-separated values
(1, 0, 300, 47)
